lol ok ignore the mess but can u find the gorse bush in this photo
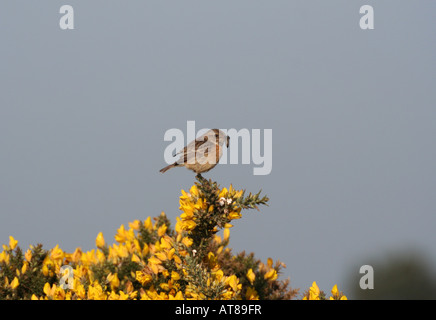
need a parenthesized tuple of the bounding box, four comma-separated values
(0, 176, 346, 300)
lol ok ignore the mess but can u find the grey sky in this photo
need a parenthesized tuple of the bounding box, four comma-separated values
(1, 1, 435, 297)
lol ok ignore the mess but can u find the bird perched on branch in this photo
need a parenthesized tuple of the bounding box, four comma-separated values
(160, 129, 229, 176)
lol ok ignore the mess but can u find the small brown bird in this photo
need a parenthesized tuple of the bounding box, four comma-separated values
(160, 129, 229, 175)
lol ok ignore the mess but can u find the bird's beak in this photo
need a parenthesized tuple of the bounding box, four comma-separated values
(226, 136, 230, 148)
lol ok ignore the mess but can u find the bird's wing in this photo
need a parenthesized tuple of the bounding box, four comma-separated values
(176, 136, 210, 164)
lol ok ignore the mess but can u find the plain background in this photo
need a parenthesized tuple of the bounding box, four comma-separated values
(1, 1, 435, 298)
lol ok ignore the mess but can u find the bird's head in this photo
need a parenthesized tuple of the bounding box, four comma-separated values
(209, 129, 229, 148)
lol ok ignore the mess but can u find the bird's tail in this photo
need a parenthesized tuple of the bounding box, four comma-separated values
(159, 162, 178, 173)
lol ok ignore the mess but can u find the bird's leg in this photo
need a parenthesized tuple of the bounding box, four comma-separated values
(195, 173, 204, 182)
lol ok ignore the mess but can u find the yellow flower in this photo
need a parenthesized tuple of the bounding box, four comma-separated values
(160, 282, 170, 291)
(330, 284, 348, 300)
(223, 228, 230, 242)
(96, 249, 105, 264)
(148, 256, 162, 274)
(44, 282, 64, 299)
(213, 235, 222, 245)
(21, 261, 28, 274)
(43, 283, 51, 296)
(81, 249, 97, 266)
(53, 287, 66, 300)
(0, 251, 10, 265)
(226, 275, 242, 292)
(24, 249, 32, 262)
(180, 189, 190, 200)
(219, 184, 244, 200)
(195, 198, 207, 210)
(160, 269, 169, 278)
(246, 287, 259, 300)
(207, 252, 218, 269)
(131, 253, 141, 263)
(136, 271, 153, 285)
(70, 247, 82, 263)
(108, 291, 119, 300)
(180, 207, 194, 220)
(175, 217, 183, 234)
(171, 271, 181, 281)
(157, 224, 168, 237)
(331, 284, 339, 297)
(160, 236, 172, 249)
(125, 281, 136, 298)
(148, 254, 162, 264)
(264, 269, 278, 281)
(74, 281, 86, 300)
(9, 236, 18, 250)
(10, 277, 19, 290)
(169, 291, 184, 300)
(227, 210, 242, 220)
(110, 244, 128, 259)
(219, 187, 228, 198)
(306, 281, 320, 300)
(73, 265, 88, 279)
(42, 257, 55, 277)
(120, 291, 132, 300)
(246, 268, 256, 285)
(212, 269, 224, 282)
(189, 185, 199, 197)
(234, 190, 244, 198)
(173, 254, 182, 265)
(228, 184, 234, 194)
(216, 246, 223, 255)
(115, 224, 134, 243)
(95, 232, 105, 248)
(107, 273, 120, 290)
(140, 286, 170, 300)
(50, 245, 64, 262)
(87, 281, 107, 300)
(144, 217, 153, 231)
(129, 220, 141, 230)
(155, 251, 168, 262)
(181, 220, 197, 231)
(142, 244, 150, 257)
(181, 237, 193, 247)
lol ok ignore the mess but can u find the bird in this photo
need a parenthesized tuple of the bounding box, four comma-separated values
(160, 129, 230, 176)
